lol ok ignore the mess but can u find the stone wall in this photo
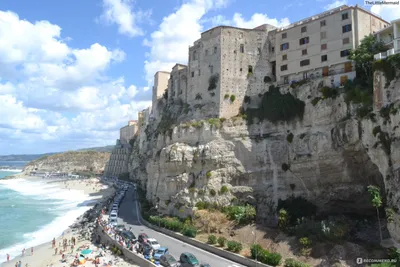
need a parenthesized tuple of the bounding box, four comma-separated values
(104, 147, 131, 177)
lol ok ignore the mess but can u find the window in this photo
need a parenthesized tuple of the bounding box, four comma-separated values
(321, 55, 327, 62)
(301, 26, 307, 33)
(303, 72, 308, 79)
(299, 37, 309, 45)
(198, 69, 201, 76)
(321, 43, 327, 50)
(205, 49, 208, 56)
(320, 20, 326, 27)
(340, 49, 350, 57)
(282, 32, 287, 39)
(281, 64, 288, 71)
(210, 65, 214, 73)
(343, 37, 350, 44)
(280, 43, 289, 51)
(300, 59, 310, 67)
(240, 44, 244, 53)
(257, 48, 261, 55)
(321, 31, 327, 39)
(240, 68, 242, 72)
(372, 18, 376, 26)
(283, 76, 289, 84)
(191, 71, 194, 77)
(302, 49, 307, 55)
(248, 65, 253, 73)
(214, 46, 217, 54)
(271, 46, 275, 53)
(282, 54, 287, 60)
(193, 51, 197, 60)
(342, 12, 349, 20)
(342, 24, 352, 33)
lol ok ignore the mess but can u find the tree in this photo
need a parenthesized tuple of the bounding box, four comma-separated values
(367, 185, 383, 242)
(348, 35, 387, 86)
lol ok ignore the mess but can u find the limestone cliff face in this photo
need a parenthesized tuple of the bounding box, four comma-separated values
(23, 151, 110, 173)
(106, 76, 400, 242)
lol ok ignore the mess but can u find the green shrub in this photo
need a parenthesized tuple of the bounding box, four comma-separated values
(182, 225, 197, 237)
(299, 237, 312, 248)
(224, 94, 229, 99)
(230, 95, 236, 102)
(278, 208, 290, 230)
(195, 201, 210, 210)
(277, 196, 317, 224)
(386, 208, 395, 223)
(290, 79, 308, 89)
(244, 85, 305, 124)
(320, 86, 337, 99)
(373, 126, 381, 137)
(189, 187, 196, 193)
(206, 171, 212, 178)
(217, 236, 226, 247)
(263, 253, 282, 266)
(210, 189, 216, 196)
(198, 189, 205, 195)
(311, 97, 321, 106)
(208, 74, 219, 90)
(207, 118, 221, 129)
(223, 205, 256, 225)
(284, 258, 310, 267)
(250, 244, 265, 259)
(227, 240, 243, 253)
(287, 133, 294, 143)
(220, 185, 229, 194)
(208, 234, 217, 244)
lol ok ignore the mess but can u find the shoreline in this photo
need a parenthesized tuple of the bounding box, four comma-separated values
(0, 175, 118, 267)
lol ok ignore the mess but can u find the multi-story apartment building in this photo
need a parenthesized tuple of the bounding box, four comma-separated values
(150, 5, 390, 119)
(119, 120, 138, 145)
(374, 18, 400, 60)
(274, 5, 389, 87)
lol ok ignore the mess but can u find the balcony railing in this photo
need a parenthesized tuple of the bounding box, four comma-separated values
(374, 48, 399, 60)
(277, 68, 354, 86)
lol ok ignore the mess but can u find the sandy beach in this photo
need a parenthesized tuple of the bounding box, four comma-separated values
(0, 176, 137, 267)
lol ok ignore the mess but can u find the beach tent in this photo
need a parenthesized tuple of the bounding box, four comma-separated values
(81, 249, 92, 255)
(78, 257, 86, 265)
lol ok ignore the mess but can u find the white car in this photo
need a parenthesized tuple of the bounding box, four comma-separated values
(147, 238, 160, 250)
(109, 218, 118, 226)
(110, 212, 118, 219)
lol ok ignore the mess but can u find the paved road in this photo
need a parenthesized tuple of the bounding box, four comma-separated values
(116, 187, 245, 267)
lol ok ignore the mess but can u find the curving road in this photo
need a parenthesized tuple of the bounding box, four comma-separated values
(116, 187, 245, 267)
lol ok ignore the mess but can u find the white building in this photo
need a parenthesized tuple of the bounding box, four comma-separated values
(374, 19, 400, 60)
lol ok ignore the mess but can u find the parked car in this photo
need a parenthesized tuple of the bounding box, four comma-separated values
(112, 203, 118, 209)
(159, 254, 179, 267)
(153, 247, 169, 260)
(114, 224, 125, 232)
(110, 210, 118, 216)
(109, 218, 118, 226)
(121, 230, 136, 242)
(200, 264, 211, 267)
(147, 238, 160, 250)
(138, 233, 149, 243)
(180, 253, 199, 267)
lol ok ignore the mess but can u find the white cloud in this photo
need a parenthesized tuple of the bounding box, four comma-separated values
(99, 0, 151, 37)
(324, 0, 347, 10)
(0, 10, 146, 154)
(230, 13, 290, 29)
(143, 0, 228, 87)
(370, 5, 400, 21)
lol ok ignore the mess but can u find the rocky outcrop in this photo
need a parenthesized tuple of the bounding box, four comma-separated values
(23, 151, 110, 173)
(107, 76, 400, 242)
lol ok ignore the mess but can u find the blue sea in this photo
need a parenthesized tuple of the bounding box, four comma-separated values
(0, 161, 93, 263)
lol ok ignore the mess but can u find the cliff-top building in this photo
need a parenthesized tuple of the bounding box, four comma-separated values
(119, 120, 138, 145)
(150, 4, 391, 119)
(374, 18, 400, 60)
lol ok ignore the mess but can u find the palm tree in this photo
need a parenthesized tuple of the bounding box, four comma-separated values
(367, 185, 383, 242)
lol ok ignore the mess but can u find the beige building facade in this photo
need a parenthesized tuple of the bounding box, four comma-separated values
(274, 5, 389, 87)
(152, 71, 170, 119)
(120, 121, 138, 145)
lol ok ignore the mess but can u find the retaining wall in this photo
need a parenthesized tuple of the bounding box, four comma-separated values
(140, 219, 273, 267)
(96, 226, 157, 267)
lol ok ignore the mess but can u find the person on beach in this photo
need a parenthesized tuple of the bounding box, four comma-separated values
(55, 247, 58, 255)
(14, 262, 17, 267)
(31, 247, 33, 256)
(22, 248, 25, 256)
(71, 244, 74, 254)
(18, 261, 21, 267)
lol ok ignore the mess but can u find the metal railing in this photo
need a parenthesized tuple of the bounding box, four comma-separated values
(277, 68, 353, 86)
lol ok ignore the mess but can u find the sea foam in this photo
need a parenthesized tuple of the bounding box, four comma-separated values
(0, 178, 96, 263)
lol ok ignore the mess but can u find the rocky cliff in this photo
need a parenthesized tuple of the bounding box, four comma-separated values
(23, 151, 111, 173)
(106, 75, 400, 243)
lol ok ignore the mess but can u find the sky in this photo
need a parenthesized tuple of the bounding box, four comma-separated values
(0, 0, 398, 155)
